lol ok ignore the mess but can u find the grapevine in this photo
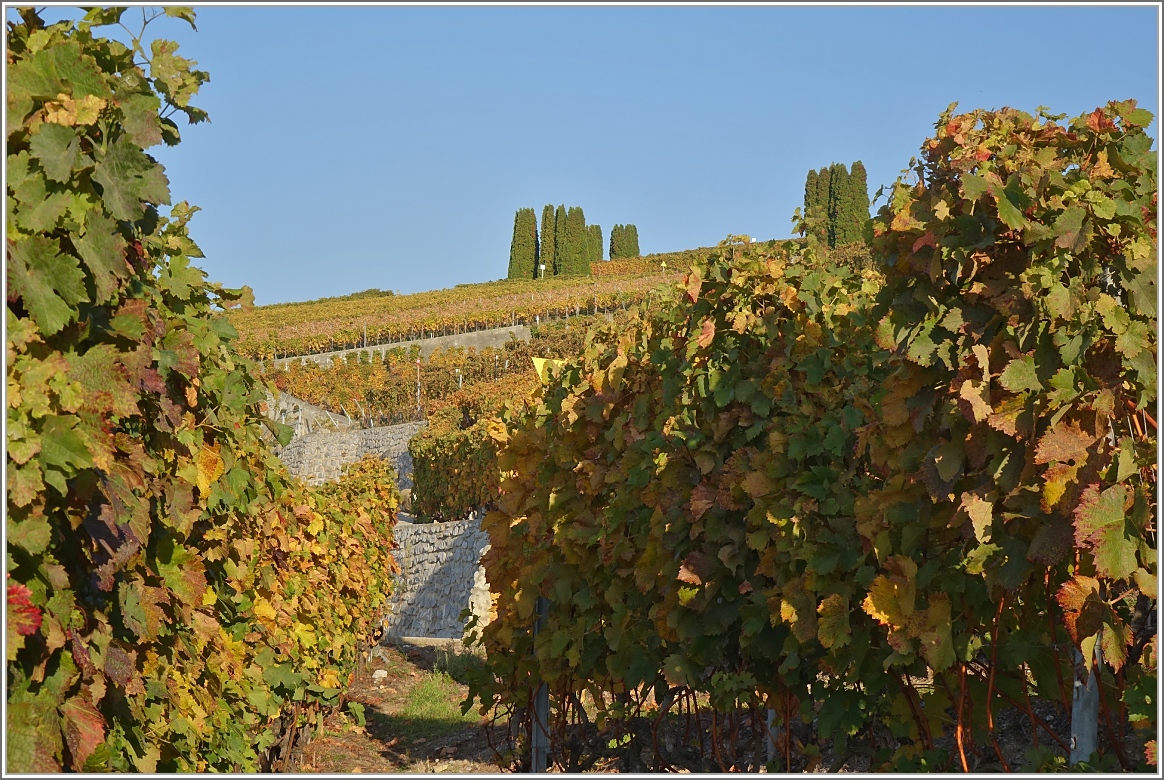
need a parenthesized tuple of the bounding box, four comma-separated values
(6, 9, 401, 771)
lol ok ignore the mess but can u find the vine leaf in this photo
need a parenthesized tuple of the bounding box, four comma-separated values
(1034, 422, 1096, 465)
(998, 355, 1041, 393)
(816, 594, 851, 649)
(7, 236, 88, 335)
(1073, 484, 1137, 580)
(28, 123, 80, 183)
(91, 137, 170, 221)
(72, 213, 130, 305)
(60, 697, 105, 772)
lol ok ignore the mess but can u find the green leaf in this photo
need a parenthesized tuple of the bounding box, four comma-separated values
(7, 515, 52, 555)
(82, 7, 127, 27)
(1073, 484, 1137, 581)
(961, 174, 989, 202)
(164, 7, 198, 29)
(263, 663, 304, 691)
(998, 355, 1042, 393)
(7, 236, 88, 335)
(1115, 320, 1149, 359)
(993, 183, 1027, 230)
(817, 594, 851, 649)
(5, 41, 111, 103)
(1123, 107, 1154, 127)
(155, 538, 206, 606)
(118, 92, 163, 149)
(29, 123, 81, 183)
(73, 212, 131, 305)
(38, 415, 94, 492)
(1116, 438, 1139, 483)
(14, 172, 72, 232)
(91, 137, 170, 221)
(1052, 206, 1089, 252)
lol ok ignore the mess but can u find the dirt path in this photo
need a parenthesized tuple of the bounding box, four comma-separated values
(284, 641, 501, 774)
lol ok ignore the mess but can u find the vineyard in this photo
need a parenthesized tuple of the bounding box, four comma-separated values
(464, 101, 1158, 772)
(267, 314, 608, 425)
(229, 271, 678, 361)
(4, 5, 1159, 777)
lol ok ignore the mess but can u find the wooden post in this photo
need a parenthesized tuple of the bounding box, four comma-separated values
(1069, 641, 1101, 765)
(531, 595, 549, 772)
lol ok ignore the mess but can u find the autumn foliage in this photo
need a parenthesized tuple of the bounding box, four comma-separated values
(467, 102, 1157, 771)
(6, 10, 401, 771)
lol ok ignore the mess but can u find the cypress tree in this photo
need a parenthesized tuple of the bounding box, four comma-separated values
(507, 208, 539, 280)
(803, 168, 819, 231)
(848, 160, 870, 244)
(553, 204, 568, 275)
(539, 204, 555, 279)
(609, 224, 622, 259)
(562, 206, 588, 275)
(624, 224, 640, 257)
(813, 167, 832, 246)
(588, 224, 603, 264)
(827, 163, 850, 248)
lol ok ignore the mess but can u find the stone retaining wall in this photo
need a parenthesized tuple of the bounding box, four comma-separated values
(274, 420, 426, 487)
(266, 391, 354, 439)
(269, 324, 531, 369)
(385, 514, 491, 640)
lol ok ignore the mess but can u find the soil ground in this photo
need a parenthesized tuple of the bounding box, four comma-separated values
(283, 639, 500, 774)
(283, 640, 1150, 774)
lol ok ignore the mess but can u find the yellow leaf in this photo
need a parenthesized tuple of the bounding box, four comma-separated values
(861, 555, 917, 629)
(252, 596, 276, 621)
(196, 444, 224, 496)
(201, 587, 217, 606)
(960, 494, 994, 542)
(958, 379, 992, 422)
(740, 470, 772, 499)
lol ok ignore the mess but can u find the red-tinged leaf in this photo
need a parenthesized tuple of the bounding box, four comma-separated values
(1035, 421, 1097, 465)
(1056, 575, 1103, 641)
(678, 551, 715, 586)
(696, 318, 716, 349)
(1100, 618, 1133, 672)
(1146, 741, 1157, 768)
(685, 270, 702, 303)
(1086, 108, 1116, 133)
(1053, 206, 1090, 252)
(61, 696, 105, 772)
(912, 231, 936, 254)
(6, 581, 42, 636)
(1055, 575, 1097, 615)
(1073, 484, 1137, 580)
(104, 644, 136, 687)
(689, 482, 715, 521)
(6, 580, 42, 660)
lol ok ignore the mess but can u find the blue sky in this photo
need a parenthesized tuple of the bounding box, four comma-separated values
(18, 4, 1162, 305)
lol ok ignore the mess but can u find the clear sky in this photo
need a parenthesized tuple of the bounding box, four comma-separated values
(17, 3, 1162, 305)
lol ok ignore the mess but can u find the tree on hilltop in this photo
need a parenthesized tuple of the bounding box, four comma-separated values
(553, 204, 567, 275)
(588, 224, 603, 265)
(539, 204, 556, 278)
(507, 207, 539, 280)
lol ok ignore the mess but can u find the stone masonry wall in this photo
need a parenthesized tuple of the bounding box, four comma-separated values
(274, 420, 426, 488)
(268, 324, 531, 370)
(385, 513, 491, 640)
